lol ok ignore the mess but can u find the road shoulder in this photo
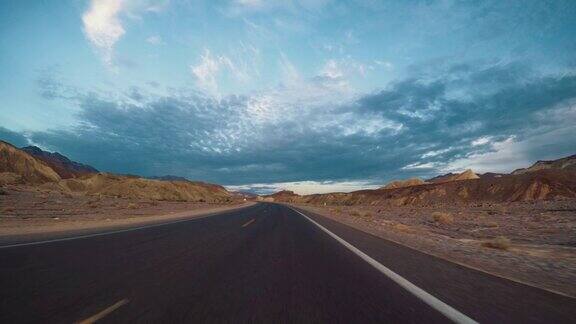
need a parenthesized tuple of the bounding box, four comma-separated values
(0, 202, 256, 246)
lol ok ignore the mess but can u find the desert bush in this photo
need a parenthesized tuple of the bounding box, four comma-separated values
(432, 211, 454, 224)
(393, 223, 412, 233)
(349, 210, 361, 217)
(485, 221, 499, 228)
(2, 207, 15, 213)
(149, 200, 159, 206)
(360, 211, 372, 219)
(482, 236, 511, 250)
(127, 202, 138, 209)
(0, 188, 8, 195)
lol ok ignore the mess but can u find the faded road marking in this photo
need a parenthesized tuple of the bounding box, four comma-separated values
(76, 299, 129, 324)
(291, 207, 478, 324)
(242, 219, 256, 227)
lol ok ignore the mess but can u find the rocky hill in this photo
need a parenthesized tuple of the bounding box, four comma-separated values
(0, 141, 61, 184)
(382, 178, 426, 189)
(60, 173, 231, 203)
(428, 169, 479, 183)
(512, 154, 576, 175)
(297, 170, 576, 206)
(1, 140, 232, 202)
(21, 146, 98, 179)
(269, 155, 576, 206)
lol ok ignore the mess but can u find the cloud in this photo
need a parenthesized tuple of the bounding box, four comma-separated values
(190, 46, 260, 94)
(190, 49, 222, 94)
(19, 59, 576, 190)
(82, 0, 126, 67)
(0, 127, 29, 147)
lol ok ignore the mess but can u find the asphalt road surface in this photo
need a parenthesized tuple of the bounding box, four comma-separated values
(1, 203, 575, 323)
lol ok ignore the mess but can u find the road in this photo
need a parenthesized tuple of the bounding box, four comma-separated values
(0, 203, 575, 323)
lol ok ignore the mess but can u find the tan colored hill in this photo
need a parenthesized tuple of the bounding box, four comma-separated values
(262, 190, 300, 202)
(0, 141, 61, 184)
(0, 140, 231, 202)
(382, 178, 426, 189)
(512, 154, 576, 175)
(429, 169, 479, 183)
(59, 173, 231, 202)
(275, 169, 576, 206)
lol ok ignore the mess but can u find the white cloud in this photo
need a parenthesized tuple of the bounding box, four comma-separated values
(190, 47, 259, 95)
(402, 161, 442, 170)
(190, 49, 225, 94)
(320, 59, 344, 79)
(82, 0, 126, 67)
(421, 147, 451, 158)
(471, 136, 492, 146)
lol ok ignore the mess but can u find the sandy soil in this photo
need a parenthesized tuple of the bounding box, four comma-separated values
(289, 200, 576, 298)
(0, 185, 252, 243)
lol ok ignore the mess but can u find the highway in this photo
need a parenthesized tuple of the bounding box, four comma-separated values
(0, 203, 575, 323)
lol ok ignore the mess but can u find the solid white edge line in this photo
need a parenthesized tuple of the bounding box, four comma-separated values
(0, 205, 253, 249)
(291, 207, 478, 324)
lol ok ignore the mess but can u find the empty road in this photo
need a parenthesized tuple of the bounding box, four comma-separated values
(1, 203, 575, 323)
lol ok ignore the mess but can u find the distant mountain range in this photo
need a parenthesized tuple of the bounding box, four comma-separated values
(266, 155, 576, 204)
(21, 146, 98, 179)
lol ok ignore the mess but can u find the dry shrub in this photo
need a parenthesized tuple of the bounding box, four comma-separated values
(432, 211, 454, 224)
(127, 202, 138, 209)
(149, 200, 159, 206)
(0, 188, 8, 195)
(393, 223, 413, 233)
(2, 207, 15, 213)
(485, 221, 499, 228)
(482, 236, 511, 250)
(350, 210, 361, 217)
(334, 207, 342, 213)
(360, 211, 373, 219)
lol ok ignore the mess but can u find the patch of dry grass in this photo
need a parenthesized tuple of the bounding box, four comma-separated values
(127, 202, 138, 209)
(432, 211, 454, 224)
(482, 236, 511, 250)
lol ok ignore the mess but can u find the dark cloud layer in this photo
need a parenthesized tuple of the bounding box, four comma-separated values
(5, 61, 576, 186)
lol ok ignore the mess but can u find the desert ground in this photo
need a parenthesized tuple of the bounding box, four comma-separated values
(289, 199, 576, 297)
(0, 184, 249, 242)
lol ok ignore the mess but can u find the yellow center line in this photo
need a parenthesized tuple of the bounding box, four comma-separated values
(76, 299, 129, 324)
(242, 219, 256, 227)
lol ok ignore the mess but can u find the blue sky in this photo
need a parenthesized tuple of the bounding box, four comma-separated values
(1, 0, 575, 194)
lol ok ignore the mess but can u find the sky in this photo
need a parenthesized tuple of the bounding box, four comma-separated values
(1, 0, 575, 194)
